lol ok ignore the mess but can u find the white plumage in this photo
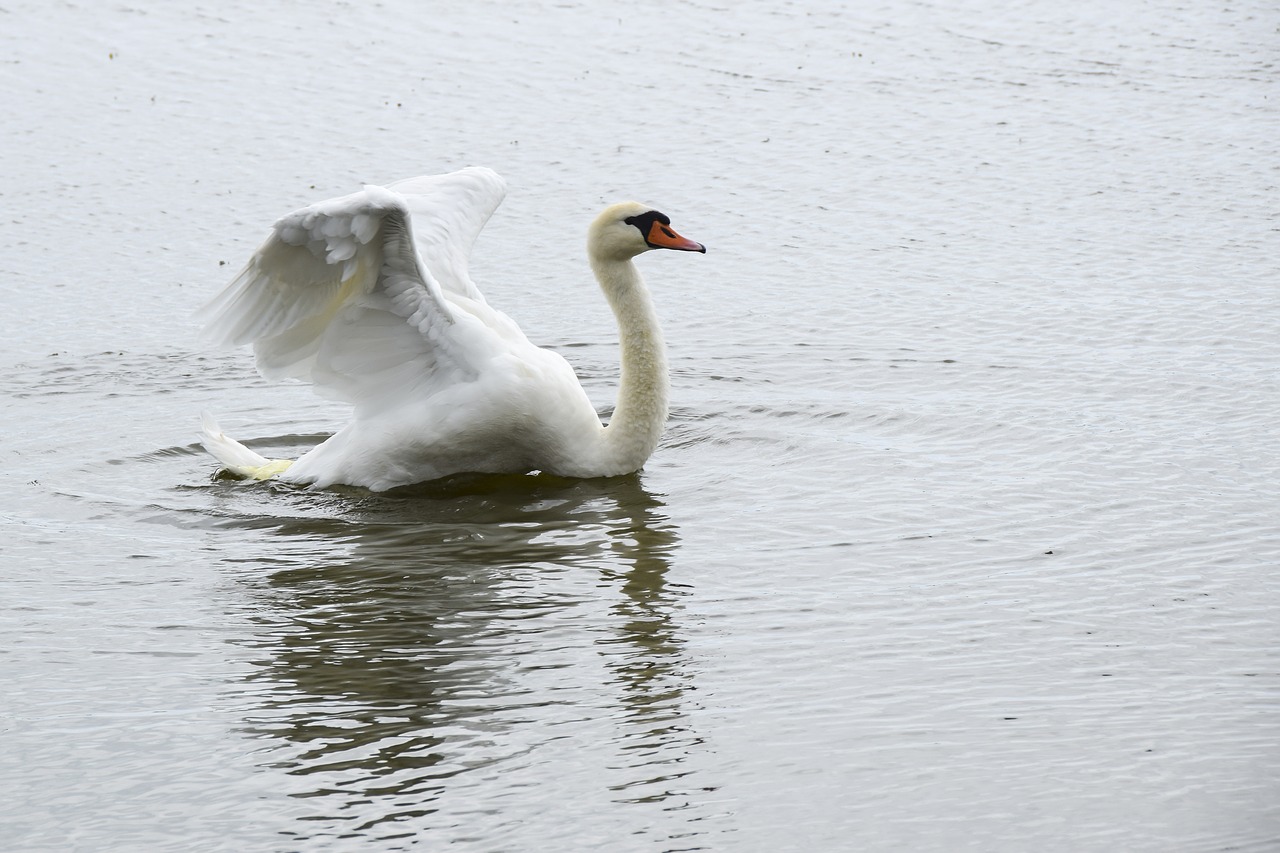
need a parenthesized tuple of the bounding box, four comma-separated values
(197, 167, 704, 491)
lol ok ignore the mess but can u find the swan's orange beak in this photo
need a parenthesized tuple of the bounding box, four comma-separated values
(644, 220, 706, 253)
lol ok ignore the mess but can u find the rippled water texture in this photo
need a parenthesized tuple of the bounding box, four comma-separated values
(2, 1, 1277, 850)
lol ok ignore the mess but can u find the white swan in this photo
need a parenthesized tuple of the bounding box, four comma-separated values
(197, 167, 704, 491)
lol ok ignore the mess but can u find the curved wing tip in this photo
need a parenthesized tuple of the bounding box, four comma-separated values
(361, 183, 407, 207)
(459, 165, 506, 188)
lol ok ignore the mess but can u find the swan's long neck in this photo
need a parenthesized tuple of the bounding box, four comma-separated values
(590, 253, 669, 474)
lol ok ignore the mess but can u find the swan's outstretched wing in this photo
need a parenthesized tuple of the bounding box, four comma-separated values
(198, 168, 508, 413)
(389, 167, 506, 302)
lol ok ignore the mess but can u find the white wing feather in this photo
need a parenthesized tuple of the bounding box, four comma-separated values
(389, 168, 506, 301)
(198, 167, 512, 414)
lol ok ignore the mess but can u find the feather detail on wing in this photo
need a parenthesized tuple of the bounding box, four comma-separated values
(389, 167, 506, 301)
(197, 168, 508, 413)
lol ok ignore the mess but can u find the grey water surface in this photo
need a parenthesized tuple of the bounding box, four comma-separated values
(2, 1, 1277, 851)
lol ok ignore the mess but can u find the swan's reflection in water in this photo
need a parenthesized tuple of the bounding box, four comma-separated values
(212, 472, 706, 844)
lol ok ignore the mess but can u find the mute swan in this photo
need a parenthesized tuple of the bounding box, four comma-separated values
(197, 167, 704, 491)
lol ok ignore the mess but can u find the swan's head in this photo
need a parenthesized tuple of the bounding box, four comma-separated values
(589, 202, 706, 261)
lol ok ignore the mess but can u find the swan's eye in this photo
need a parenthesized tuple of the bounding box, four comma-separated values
(624, 211, 671, 234)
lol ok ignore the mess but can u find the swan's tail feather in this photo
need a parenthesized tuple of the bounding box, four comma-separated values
(199, 412, 294, 481)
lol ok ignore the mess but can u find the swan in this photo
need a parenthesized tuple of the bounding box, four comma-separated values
(197, 167, 705, 491)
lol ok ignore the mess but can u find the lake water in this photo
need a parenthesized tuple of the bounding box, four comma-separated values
(2, 1, 1277, 850)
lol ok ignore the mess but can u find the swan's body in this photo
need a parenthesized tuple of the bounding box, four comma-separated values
(197, 167, 704, 491)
